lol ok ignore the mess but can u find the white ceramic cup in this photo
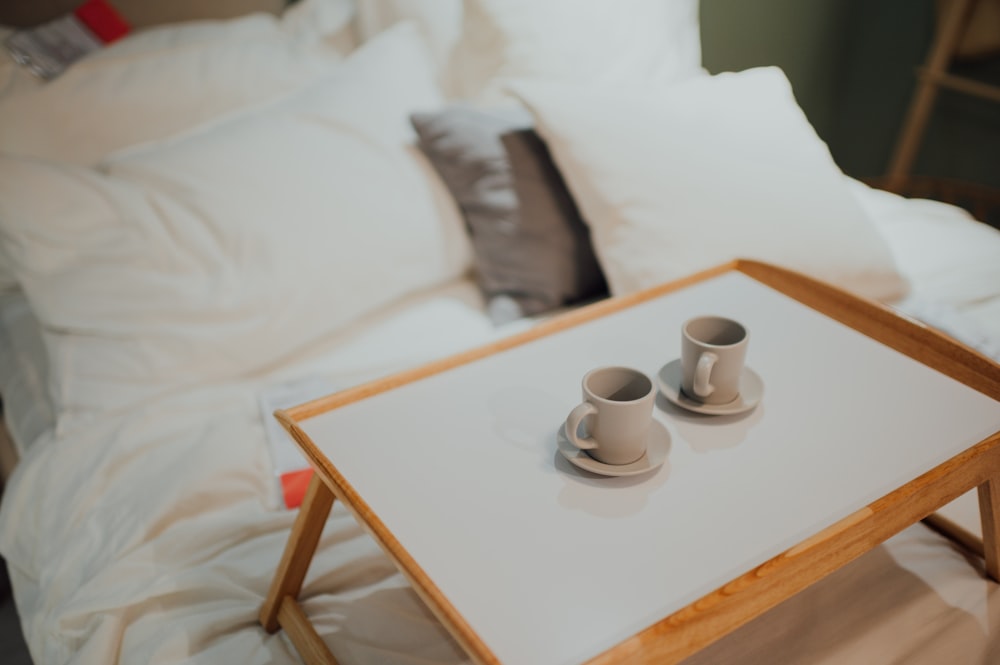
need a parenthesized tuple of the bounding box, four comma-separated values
(565, 366, 655, 465)
(681, 316, 748, 405)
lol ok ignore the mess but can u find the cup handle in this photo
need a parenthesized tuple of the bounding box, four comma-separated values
(565, 402, 599, 451)
(694, 352, 718, 397)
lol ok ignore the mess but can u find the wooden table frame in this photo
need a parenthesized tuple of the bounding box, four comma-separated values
(259, 260, 1000, 665)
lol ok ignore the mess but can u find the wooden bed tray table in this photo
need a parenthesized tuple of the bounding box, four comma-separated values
(260, 260, 1000, 665)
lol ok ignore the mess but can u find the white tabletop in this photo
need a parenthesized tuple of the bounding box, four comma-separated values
(300, 272, 1000, 665)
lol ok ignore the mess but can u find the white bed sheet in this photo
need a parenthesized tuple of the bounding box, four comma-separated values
(0, 277, 533, 665)
(0, 185, 999, 664)
(854, 179, 1000, 358)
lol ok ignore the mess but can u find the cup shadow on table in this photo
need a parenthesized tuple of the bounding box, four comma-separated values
(548, 425, 672, 519)
(656, 392, 764, 453)
(486, 385, 661, 517)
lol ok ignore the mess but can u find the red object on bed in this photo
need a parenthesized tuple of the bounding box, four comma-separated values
(74, 0, 130, 43)
(280, 468, 314, 510)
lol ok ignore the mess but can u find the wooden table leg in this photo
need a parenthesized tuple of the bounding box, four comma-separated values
(921, 475, 1000, 583)
(922, 512, 984, 558)
(260, 472, 335, 631)
(979, 475, 1000, 582)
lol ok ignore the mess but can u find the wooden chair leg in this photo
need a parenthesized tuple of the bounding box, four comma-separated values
(886, 0, 978, 191)
(260, 472, 336, 632)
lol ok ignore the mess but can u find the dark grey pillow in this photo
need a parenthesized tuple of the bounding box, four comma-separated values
(410, 104, 607, 323)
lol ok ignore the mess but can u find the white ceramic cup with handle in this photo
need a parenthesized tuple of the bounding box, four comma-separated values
(681, 316, 748, 405)
(564, 366, 655, 465)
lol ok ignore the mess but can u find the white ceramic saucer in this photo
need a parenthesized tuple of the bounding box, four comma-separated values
(556, 419, 670, 477)
(656, 359, 763, 416)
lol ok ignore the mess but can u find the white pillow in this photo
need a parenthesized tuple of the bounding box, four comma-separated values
(512, 68, 909, 301)
(0, 3, 352, 165)
(849, 179, 1000, 307)
(0, 23, 471, 415)
(279, 0, 357, 49)
(449, 0, 703, 101)
(0, 4, 353, 292)
(354, 0, 462, 73)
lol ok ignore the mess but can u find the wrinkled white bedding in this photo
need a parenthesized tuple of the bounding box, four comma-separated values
(0, 279, 524, 665)
(1, 182, 999, 664)
(1, 1, 999, 662)
(854, 179, 1000, 357)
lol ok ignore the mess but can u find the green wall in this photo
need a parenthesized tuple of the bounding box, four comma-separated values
(700, 0, 849, 142)
(699, 0, 1000, 189)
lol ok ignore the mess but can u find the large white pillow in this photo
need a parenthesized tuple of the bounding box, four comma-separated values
(0, 23, 471, 416)
(354, 0, 462, 73)
(849, 179, 1000, 329)
(449, 0, 703, 101)
(512, 67, 908, 301)
(0, 1, 353, 166)
(0, 2, 354, 293)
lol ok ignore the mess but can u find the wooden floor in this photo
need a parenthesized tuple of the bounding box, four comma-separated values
(1, 559, 32, 664)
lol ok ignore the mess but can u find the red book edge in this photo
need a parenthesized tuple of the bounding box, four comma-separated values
(74, 0, 130, 44)
(280, 468, 315, 510)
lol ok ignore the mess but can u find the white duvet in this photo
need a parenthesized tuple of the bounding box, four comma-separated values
(1, 281, 504, 665)
(1, 182, 1000, 664)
